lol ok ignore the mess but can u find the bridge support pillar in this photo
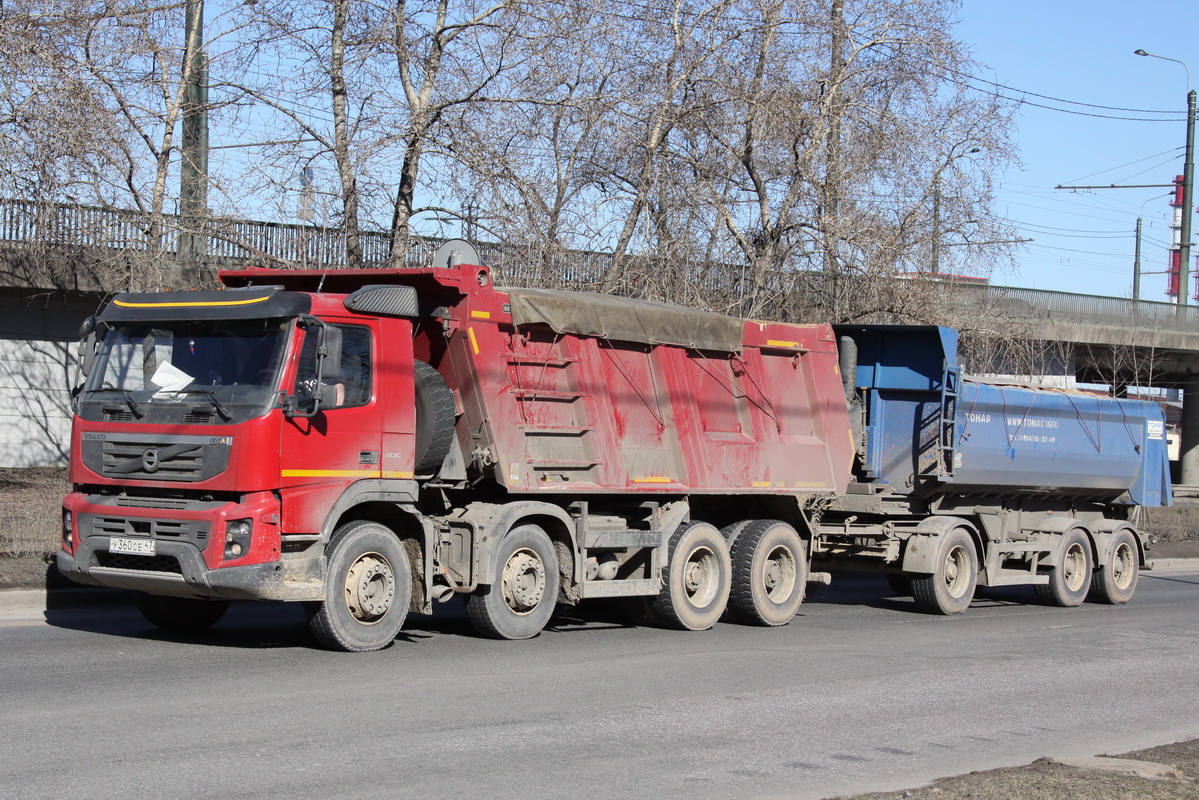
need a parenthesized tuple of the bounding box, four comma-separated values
(1181, 384, 1199, 486)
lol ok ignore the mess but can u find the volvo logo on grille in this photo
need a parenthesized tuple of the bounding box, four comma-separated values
(141, 448, 161, 473)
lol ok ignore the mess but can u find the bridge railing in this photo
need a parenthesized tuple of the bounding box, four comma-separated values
(0, 197, 1190, 332)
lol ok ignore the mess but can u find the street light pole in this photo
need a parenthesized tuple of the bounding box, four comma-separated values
(1136, 50, 1194, 307)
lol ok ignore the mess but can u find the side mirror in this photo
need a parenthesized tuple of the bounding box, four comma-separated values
(77, 315, 101, 378)
(285, 318, 342, 419)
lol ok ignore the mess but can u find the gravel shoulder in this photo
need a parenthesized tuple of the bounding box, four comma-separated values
(838, 738, 1199, 800)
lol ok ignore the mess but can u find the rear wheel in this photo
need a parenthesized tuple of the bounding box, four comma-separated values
(1036, 527, 1093, 607)
(308, 521, 411, 652)
(466, 524, 560, 640)
(1090, 529, 1139, 605)
(135, 593, 229, 631)
(647, 522, 731, 631)
(911, 528, 977, 615)
(727, 520, 806, 626)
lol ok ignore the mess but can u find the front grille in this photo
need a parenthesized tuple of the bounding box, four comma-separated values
(90, 515, 209, 544)
(80, 434, 231, 482)
(184, 411, 215, 425)
(94, 551, 183, 574)
(113, 496, 191, 509)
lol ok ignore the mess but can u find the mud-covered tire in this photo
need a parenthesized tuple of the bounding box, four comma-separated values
(466, 524, 560, 640)
(727, 520, 806, 626)
(647, 521, 731, 631)
(911, 528, 977, 615)
(1036, 527, 1094, 608)
(135, 593, 229, 631)
(718, 520, 754, 621)
(1089, 528, 1139, 605)
(413, 360, 455, 475)
(308, 521, 411, 652)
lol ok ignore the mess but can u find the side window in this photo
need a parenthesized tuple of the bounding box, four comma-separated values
(295, 324, 372, 408)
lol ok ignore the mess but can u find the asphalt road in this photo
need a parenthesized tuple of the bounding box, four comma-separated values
(2, 567, 1198, 800)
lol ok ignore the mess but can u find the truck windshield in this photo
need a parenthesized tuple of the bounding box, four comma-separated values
(79, 318, 291, 423)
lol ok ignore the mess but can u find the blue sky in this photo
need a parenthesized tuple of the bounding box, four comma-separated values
(955, 1, 1198, 301)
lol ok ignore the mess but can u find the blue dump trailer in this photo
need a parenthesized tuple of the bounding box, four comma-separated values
(813, 325, 1171, 614)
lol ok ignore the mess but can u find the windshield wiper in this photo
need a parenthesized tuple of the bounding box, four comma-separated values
(90, 386, 144, 418)
(176, 389, 233, 421)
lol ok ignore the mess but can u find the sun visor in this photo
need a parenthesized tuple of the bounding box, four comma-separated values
(100, 289, 312, 323)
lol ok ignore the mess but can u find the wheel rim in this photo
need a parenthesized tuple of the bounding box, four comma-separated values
(344, 551, 396, 624)
(1062, 542, 1088, 592)
(1111, 541, 1135, 590)
(943, 545, 971, 599)
(762, 544, 797, 602)
(502, 547, 546, 616)
(683, 546, 720, 607)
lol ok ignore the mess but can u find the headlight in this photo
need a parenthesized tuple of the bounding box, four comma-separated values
(62, 510, 74, 550)
(224, 518, 253, 559)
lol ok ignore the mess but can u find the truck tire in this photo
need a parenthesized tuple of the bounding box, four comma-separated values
(466, 524, 560, 640)
(727, 520, 806, 626)
(413, 360, 455, 475)
(718, 520, 754, 621)
(647, 521, 731, 631)
(1089, 528, 1139, 605)
(1035, 527, 1093, 607)
(135, 593, 229, 631)
(911, 528, 977, 615)
(308, 520, 411, 652)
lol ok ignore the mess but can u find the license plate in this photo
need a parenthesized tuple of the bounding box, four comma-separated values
(109, 537, 156, 556)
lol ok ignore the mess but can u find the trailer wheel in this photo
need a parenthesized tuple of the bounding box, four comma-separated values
(135, 593, 229, 631)
(413, 360, 456, 475)
(727, 520, 806, 626)
(911, 528, 977, 615)
(1035, 527, 1093, 607)
(466, 524, 560, 640)
(1089, 529, 1139, 605)
(647, 521, 731, 631)
(308, 521, 411, 652)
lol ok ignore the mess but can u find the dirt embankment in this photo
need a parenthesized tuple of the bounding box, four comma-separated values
(0, 467, 70, 589)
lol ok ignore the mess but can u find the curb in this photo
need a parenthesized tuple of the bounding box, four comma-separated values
(0, 585, 130, 615)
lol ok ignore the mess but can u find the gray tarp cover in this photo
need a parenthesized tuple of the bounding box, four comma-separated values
(503, 287, 744, 352)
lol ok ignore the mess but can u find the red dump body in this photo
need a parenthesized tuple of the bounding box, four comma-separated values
(221, 262, 855, 499)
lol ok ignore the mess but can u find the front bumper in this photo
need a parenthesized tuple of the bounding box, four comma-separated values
(59, 491, 325, 602)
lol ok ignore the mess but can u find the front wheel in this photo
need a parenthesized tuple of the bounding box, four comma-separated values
(911, 528, 977, 615)
(647, 521, 731, 631)
(1089, 529, 1139, 605)
(135, 593, 229, 631)
(1036, 527, 1094, 608)
(308, 521, 412, 652)
(466, 524, 560, 640)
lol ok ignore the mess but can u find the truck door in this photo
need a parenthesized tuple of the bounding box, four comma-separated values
(279, 320, 383, 535)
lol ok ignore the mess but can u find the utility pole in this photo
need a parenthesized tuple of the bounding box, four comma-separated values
(1133, 217, 1142, 300)
(821, 0, 844, 274)
(180, 0, 208, 266)
(1135, 50, 1194, 307)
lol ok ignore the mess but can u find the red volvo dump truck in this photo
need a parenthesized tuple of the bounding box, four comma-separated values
(58, 250, 1169, 650)
(59, 254, 855, 650)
